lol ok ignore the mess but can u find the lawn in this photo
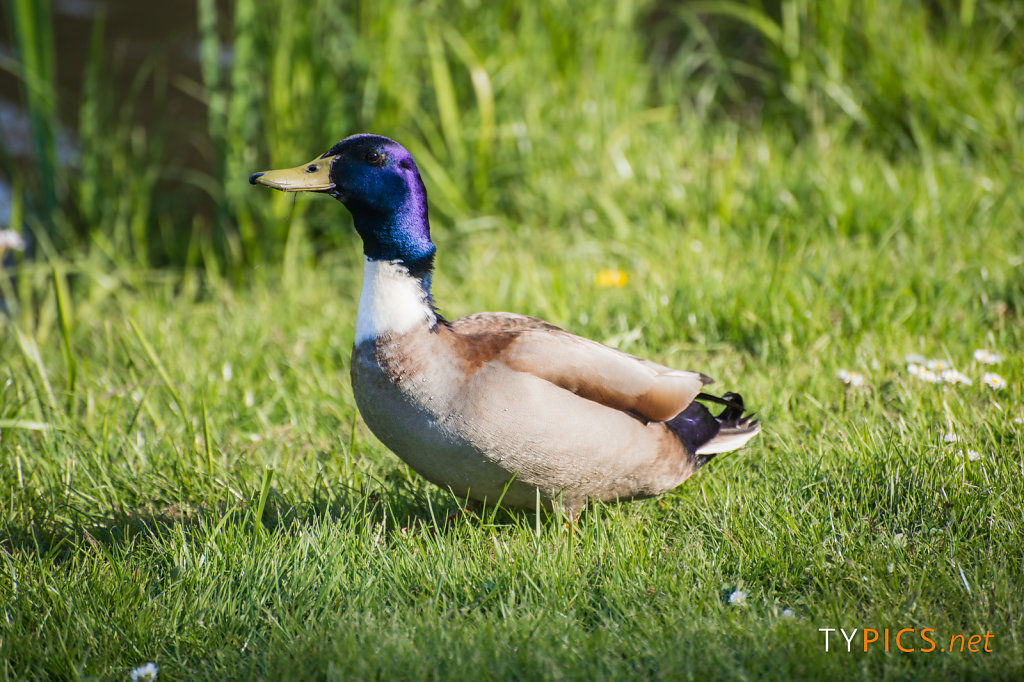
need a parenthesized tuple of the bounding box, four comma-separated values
(2, 0, 1023, 679)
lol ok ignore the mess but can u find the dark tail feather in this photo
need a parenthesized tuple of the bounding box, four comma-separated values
(695, 391, 745, 417)
(666, 392, 761, 469)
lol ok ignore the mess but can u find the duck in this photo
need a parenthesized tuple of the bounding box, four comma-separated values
(250, 134, 760, 518)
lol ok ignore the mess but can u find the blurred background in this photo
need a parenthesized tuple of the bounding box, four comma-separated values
(3, 0, 1020, 274)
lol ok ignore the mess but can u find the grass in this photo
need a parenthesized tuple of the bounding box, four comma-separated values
(2, 0, 1024, 679)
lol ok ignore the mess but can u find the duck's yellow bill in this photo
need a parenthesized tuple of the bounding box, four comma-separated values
(249, 154, 339, 191)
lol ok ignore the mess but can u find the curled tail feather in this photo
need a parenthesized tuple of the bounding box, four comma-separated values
(666, 391, 761, 468)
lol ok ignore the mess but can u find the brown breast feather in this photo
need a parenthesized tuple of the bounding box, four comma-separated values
(444, 312, 710, 422)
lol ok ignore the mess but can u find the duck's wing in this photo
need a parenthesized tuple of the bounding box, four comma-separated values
(446, 313, 711, 422)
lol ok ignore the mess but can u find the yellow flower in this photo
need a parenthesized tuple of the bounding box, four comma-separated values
(595, 269, 628, 288)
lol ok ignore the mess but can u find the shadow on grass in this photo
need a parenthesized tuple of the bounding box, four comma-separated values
(0, 477, 547, 563)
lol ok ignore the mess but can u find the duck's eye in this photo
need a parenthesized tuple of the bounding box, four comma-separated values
(305, 164, 319, 173)
(365, 150, 385, 166)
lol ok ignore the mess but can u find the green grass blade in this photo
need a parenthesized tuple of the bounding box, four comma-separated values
(127, 318, 191, 437)
(14, 327, 56, 416)
(425, 30, 465, 169)
(0, 418, 55, 431)
(254, 466, 275, 535)
(201, 398, 214, 471)
(51, 267, 77, 409)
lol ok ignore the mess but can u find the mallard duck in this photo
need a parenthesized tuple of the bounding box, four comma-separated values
(250, 134, 760, 517)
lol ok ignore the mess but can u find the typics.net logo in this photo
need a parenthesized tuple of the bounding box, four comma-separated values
(819, 628, 995, 654)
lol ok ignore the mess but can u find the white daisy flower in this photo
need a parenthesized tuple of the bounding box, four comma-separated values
(781, 608, 795, 619)
(837, 369, 865, 387)
(926, 359, 952, 372)
(960, 449, 982, 462)
(982, 372, 1007, 390)
(908, 366, 939, 383)
(940, 369, 972, 386)
(1013, 416, 1024, 426)
(130, 662, 158, 682)
(728, 589, 746, 605)
(973, 349, 1004, 365)
(0, 229, 25, 252)
(943, 432, 960, 443)
(907, 363, 924, 376)
(905, 353, 928, 364)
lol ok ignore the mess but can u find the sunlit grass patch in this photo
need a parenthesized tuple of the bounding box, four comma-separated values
(1, 0, 1023, 679)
